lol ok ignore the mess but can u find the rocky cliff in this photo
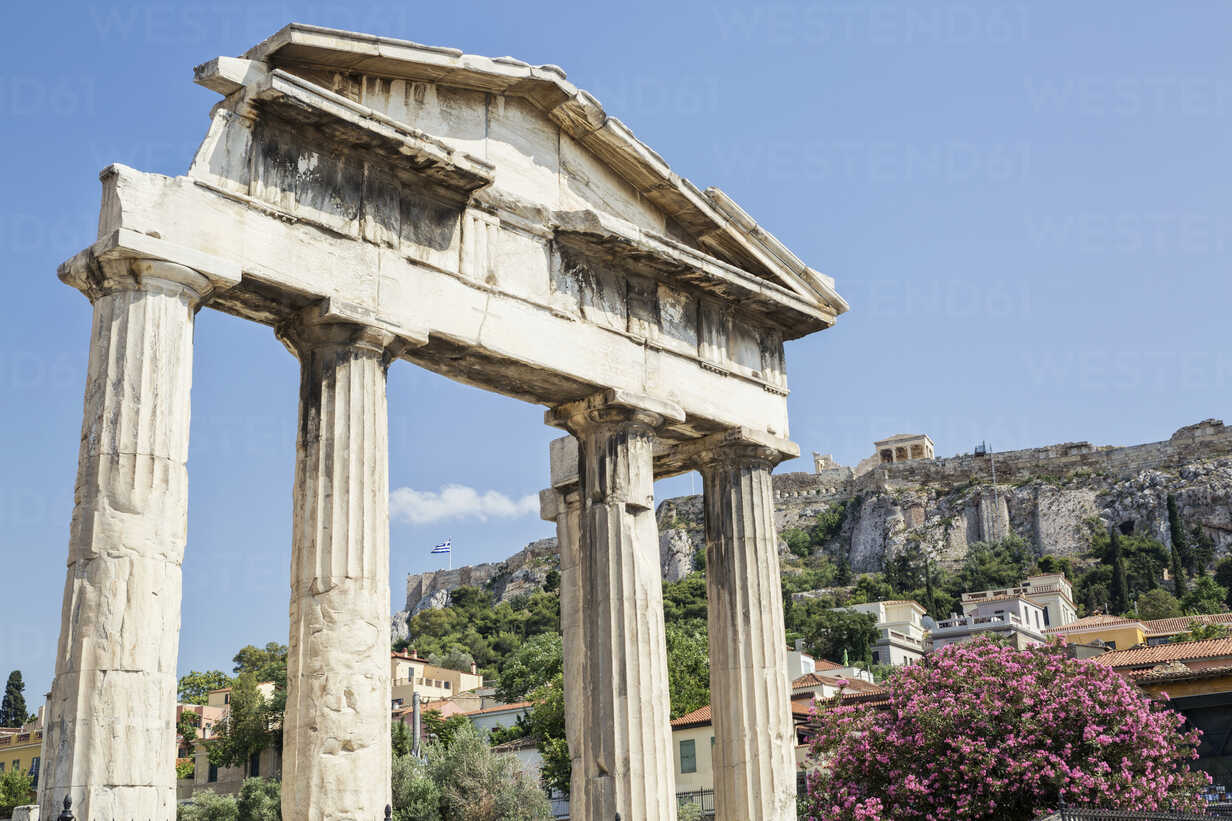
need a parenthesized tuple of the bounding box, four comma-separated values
(758, 419, 1232, 573)
(393, 419, 1232, 637)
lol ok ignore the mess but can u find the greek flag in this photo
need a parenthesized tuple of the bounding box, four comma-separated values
(431, 539, 452, 555)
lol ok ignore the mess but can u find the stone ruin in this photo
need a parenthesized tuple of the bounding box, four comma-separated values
(42, 24, 847, 821)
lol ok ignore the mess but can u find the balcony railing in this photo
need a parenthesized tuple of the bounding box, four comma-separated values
(936, 612, 1028, 631)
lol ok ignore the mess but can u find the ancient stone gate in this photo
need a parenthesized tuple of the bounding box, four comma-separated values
(43, 24, 847, 821)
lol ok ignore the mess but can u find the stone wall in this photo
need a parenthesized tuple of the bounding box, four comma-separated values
(862, 420, 1232, 490)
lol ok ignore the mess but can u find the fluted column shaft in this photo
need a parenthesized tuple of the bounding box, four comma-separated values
(553, 397, 678, 821)
(40, 260, 210, 820)
(699, 443, 796, 821)
(543, 484, 586, 817)
(280, 320, 394, 821)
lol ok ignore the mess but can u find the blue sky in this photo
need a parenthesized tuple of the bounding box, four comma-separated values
(3, 1, 1230, 700)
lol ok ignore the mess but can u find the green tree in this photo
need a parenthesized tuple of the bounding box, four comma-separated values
(0, 769, 33, 817)
(957, 536, 1032, 594)
(782, 528, 812, 558)
(232, 643, 287, 683)
(1136, 588, 1183, 620)
(420, 709, 472, 747)
(235, 777, 281, 821)
(806, 608, 878, 664)
(429, 647, 477, 674)
(848, 574, 894, 604)
(834, 554, 853, 586)
(663, 573, 709, 622)
(0, 671, 30, 728)
(1181, 575, 1229, 616)
(1191, 524, 1217, 575)
(1215, 557, 1232, 607)
(391, 753, 442, 821)
(396, 722, 551, 820)
(885, 551, 920, 594)
(178, 710, 202, 746)
(207, 674, 276, 772)
(522, 675, 569, 795)
(179, 671, 233, 705)
(392, 719, 414, 759)
(1168, 496, 1189, 598)
(1167, 494, 1194, 573)
(1108, 526, 1130, 615)
(1170, 621, 1232, 643)
(177, 790, 239, 821)
(495, 633, 562, 704)
(665, 621, 710, 719)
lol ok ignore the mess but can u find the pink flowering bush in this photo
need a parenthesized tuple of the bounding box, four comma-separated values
(803, 638, 1208, 820)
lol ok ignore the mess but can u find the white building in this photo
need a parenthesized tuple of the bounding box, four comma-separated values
(932, 593, 1047, 651)
(961, 573, 1077, 629)
(835, 600, 929, 666)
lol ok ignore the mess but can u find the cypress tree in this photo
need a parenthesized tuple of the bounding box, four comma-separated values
(1168, 495, 1190, 596)
(1108, 526, 1130, 616)
(0, 670, 29, 728)
(924, 555, 937, 619)
(1167, 494, 1194, 574)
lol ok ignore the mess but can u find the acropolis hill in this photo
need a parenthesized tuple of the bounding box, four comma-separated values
(396, 419, 1232, 625)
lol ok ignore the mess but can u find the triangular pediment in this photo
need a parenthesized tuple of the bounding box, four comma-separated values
(222, 24, 845, 318)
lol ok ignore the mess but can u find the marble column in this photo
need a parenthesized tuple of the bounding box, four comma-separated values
(278, 318, 395, 821)
(540, 440, 585, 817)
(548, 390, 683, 821)
(692, 429, 798, 821)
(40, 259, 212, 820)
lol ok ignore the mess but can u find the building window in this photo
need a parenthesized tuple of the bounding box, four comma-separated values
(208, 763, 218, 783)
(680, 739, 696, 774)
(0, 763, 6, 773)
(1043, 608, 1051, 626)
(445, 682, 451, 690)
(249, 751, 260, 778)
(224, 693, 230, 705)
(872, 650, 880, 664)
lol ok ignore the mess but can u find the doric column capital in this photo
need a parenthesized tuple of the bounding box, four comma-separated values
(673, 427, 800, 472)
(67, 257, 213, 305)
(276, 309, 403, 365)
(546, 388, 685, 437)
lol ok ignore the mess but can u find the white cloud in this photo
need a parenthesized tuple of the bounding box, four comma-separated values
(390, 484, 540, 525)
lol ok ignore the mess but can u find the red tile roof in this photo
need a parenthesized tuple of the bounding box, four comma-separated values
(670, 697, 817, 730)
(1096, 638, 1232, 669)
(1045, 613, 1141, 635)
(460, 701, 532, 716)
(671, 705, 712, 729)
(1142, 613, 1232, 636)
(1132, 663, 1232, 685)
(814, 659, 843, 671)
